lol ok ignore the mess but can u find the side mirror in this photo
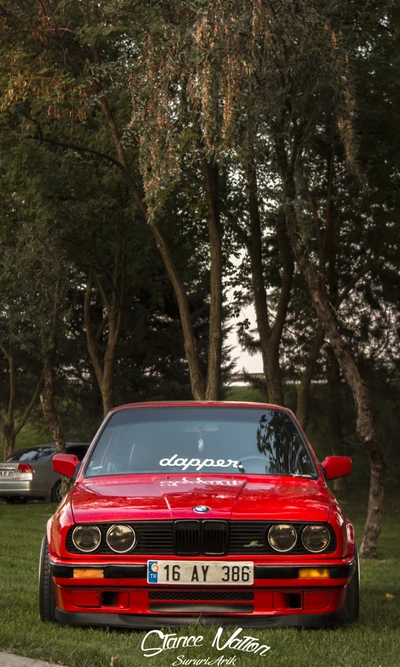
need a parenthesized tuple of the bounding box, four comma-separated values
(53, 453, 80, 479)
(321, 456, 352, 480)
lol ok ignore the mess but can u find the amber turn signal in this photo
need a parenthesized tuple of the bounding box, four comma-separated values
(73, 569, 104, 579)
(298, 568, 330, 578)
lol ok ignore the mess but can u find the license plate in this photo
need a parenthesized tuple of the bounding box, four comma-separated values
(147, 560, 253, 585)
(0, 470, 14, 477)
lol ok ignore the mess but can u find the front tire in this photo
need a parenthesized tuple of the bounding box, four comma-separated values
(39, 536, 56, 622)
(50, 480, 62, 503)
(346, 545, 360, 622)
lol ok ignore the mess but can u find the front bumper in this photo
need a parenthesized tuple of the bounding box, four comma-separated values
(55, 607, 349, 628)
(0, 480, 32, 496)
(50, 560, 354, 628)
(0, 476, 47, 499)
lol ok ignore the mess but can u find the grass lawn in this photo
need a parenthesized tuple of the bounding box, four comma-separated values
(0, 498, 399, 667)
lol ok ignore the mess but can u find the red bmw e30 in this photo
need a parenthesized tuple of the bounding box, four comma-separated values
(39, 401, 359, 628)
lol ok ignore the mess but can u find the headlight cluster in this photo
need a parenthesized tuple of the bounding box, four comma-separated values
(72, 524, 136, 553)
(267, 523, 331, 553)
(301, 525, 330, 553)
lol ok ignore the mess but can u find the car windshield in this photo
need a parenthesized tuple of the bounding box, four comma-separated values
(85, 407, 317, 479)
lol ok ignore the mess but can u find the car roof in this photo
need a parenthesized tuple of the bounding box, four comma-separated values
(9, 442, 89, 455)
(108, 400, 295, 417)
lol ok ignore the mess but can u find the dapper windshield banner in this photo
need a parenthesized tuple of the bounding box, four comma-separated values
(159, 455, 239, 472)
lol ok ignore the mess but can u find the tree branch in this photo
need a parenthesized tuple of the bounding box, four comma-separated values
(307, 191, 323, 257)
(270, 208, 294, 347)
(30, 134, 128, 175)
(31, 132, 146, 224)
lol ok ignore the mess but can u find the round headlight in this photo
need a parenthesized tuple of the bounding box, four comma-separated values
(302, 525, 330, 553)
(268, 524, 297, 552)
(106, 524, 136, 553)
(72, 525, 101, 553)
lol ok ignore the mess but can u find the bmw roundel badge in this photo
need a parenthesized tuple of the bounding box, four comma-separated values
(193, 505, 210, 513)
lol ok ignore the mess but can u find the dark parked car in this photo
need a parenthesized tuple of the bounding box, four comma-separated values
(0, 443, 89, 503)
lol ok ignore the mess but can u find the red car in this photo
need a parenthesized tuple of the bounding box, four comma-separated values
(39, 401, 359, 628)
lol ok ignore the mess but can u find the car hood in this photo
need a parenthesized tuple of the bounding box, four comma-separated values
(70, 475, 331, 523)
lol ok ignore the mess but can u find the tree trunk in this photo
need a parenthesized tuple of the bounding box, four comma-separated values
(91, 61, 207, 401)
(0, 344, 43, 460)
(247, 159, 275, 402)
(268, 209, 294, 403)
(0, 344, 16, 460)
(296, 326, 325, 429)
(84, 273, 106, 413)
(102, 348, 116, 415)
(202, 161, 222, 400)
(40, 351, 66, 454)
(83, 267, 123, 417)
(327, 350, 347, 493)
(151, 225, 206, 400)
(246, 160, 293, 405)
(291, 228, 385, 558)
(2, 424, 15, 461)
(362, 449, 386, 558)
(40, 351, 71, 498)
(277, 136, 385, 558)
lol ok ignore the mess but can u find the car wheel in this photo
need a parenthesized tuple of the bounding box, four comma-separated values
(50, 480, 62, 503)
(39, 536, 56, 622)
(347, 544, 360, 622)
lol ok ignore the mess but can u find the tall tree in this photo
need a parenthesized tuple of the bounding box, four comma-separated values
(0, 0, 224, 400)
(126, 0, 397, 558)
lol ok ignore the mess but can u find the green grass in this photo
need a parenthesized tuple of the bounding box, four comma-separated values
(0, 500, 399, 667)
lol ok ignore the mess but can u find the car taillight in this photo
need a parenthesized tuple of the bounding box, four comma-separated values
(17, 463, 34, 474)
